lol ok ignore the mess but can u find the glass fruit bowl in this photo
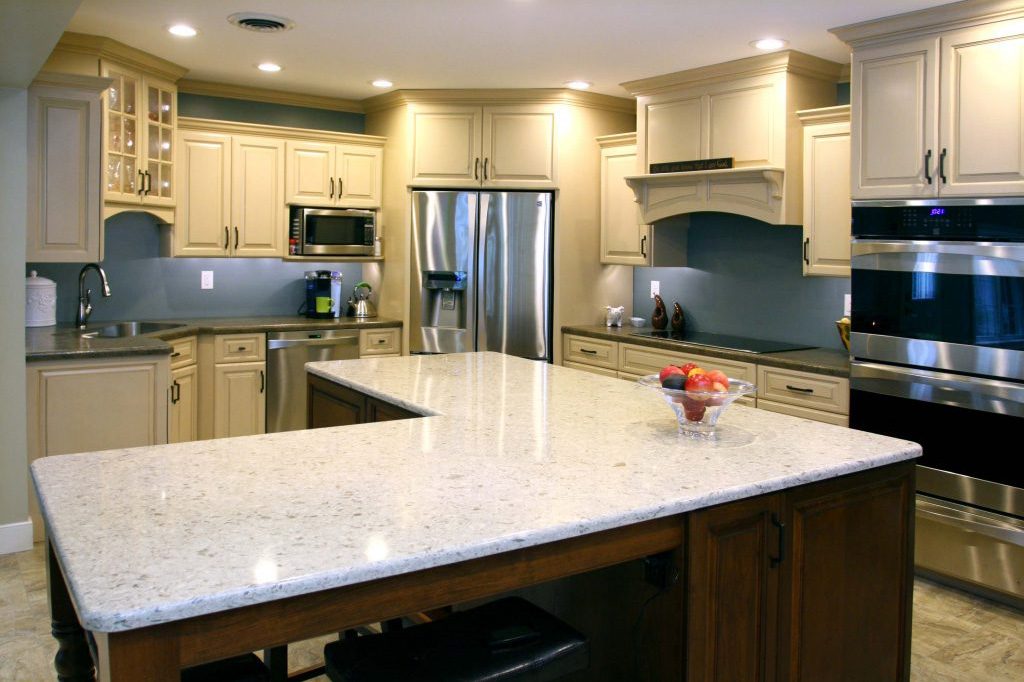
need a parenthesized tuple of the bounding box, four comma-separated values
(638, 374, 756, 438)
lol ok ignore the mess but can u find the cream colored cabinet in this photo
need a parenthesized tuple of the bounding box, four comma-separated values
(598, 133, 650, 265)
(168, 336, 198, 444)
(26, 354, 169, 539)
(173, 130, 284, 257)
(359, 328, 401, 357)
(798, 106, 851, 277)
(101, 61, 176, 213)
(617, 343, 758, 408)
(756, 365, 849, 426)
(412, 103, 557, 188)
(285, 141, 382, 208)
(212, 333, 266, 439)
(27, 74, 109, 263)
(848, 18, 1024, 198)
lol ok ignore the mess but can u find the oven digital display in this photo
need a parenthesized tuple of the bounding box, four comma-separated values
(929, 207, 946, 216)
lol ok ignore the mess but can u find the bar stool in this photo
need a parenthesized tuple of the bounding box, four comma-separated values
(323, 597, 589, 681)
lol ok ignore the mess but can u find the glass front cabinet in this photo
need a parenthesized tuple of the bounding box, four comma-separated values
(101, 61, 176, 212)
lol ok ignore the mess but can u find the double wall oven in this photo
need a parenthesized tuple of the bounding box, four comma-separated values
(849, 199, 1024, 607)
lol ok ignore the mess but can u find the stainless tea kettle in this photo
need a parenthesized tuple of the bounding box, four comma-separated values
(347, 281, 377, 318)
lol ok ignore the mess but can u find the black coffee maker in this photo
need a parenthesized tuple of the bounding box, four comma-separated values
(304, 270, 342, 319)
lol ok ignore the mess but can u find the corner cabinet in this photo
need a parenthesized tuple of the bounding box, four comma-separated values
(27, 73, 109, 263)
(285, 140, 383, 208)
(844, 14, 1024, 198)
(173, 129, 285, 257)
(598, 133, 650, 265)
(411, 103, 557, 188)
(101, 61, 178, 217)
(798, 106, 851, 277)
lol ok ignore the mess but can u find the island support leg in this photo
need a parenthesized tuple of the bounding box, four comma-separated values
(47, 541, 95, 682)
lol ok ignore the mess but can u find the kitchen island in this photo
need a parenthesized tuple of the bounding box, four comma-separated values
(32, 352, 920, 680)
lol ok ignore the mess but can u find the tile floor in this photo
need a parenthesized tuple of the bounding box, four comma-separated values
(2, 542, 1022, 681)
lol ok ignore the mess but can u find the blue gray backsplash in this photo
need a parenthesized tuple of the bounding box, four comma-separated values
(29, 213, 363, 323)
(632, 213, 850, 350)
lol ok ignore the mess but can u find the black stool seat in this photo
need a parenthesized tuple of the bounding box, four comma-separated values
(324, 597, 589, 681)
(181, 652, 270, 682)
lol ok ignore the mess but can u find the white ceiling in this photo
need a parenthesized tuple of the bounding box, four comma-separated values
(66, 0, 949, 102)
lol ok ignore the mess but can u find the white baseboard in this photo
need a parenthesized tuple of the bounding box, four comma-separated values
(0, 519, 33, 554)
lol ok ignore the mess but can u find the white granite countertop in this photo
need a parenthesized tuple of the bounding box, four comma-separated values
(32, 352, 919, 633)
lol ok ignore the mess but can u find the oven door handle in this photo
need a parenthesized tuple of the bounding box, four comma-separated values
(851, 240, 1024, 276)
(851, 361, 1024, 417)
(852, 240, 1024, 260)
(917, 503, 1024, 547)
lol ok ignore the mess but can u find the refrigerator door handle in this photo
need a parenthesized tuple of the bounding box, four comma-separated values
(476, 192, 492, 352)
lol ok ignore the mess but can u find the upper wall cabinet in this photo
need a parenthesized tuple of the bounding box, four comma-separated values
(798, 106, 851, 277)
(411, 103, 557, 188)
(835, 5, 1024, 199)
(286, 141, 383, 208)
(598, 133, 650, 265)
(41, 33, 188, 224)
(27, 73, 110, 263)
(622, 52, 842, 225)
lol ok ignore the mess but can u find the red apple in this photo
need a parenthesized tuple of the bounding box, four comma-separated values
(659, 365, 685, 384)
(706, 370, 729, 388)
(685, 373, 713, 393)
(678, 362, 699, 376)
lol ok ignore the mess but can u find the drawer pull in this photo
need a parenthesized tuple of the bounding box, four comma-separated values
(580, 348, 597, 355)
(785, 384, 814, 394)
(237, 346, 248, 352)
(170, 351, 181, 358)
(377, 338, 386, 343)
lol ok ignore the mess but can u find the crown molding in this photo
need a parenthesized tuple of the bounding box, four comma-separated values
(830, 0, 1024, 46)
(362, 88, 635, 114)
(796, 105, 851, 125)
(178, 79, 364, 114)
(596, 131, 637, 147)
(30, 71, 112, 92)
(621, 50, 844, 97)
(177, 116, 385, 145)
(54, 32, 187, 82)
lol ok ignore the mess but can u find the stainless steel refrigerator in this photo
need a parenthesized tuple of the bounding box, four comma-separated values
(410, 190, 552, 361)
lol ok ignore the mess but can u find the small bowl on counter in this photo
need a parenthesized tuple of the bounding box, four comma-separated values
(639, 374, 756, 438)
(629, 316, 646, 327)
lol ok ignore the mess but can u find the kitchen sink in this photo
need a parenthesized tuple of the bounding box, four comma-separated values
(80, 321, 187, 338)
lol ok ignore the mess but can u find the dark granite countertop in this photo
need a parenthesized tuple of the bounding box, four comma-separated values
(562, 325, 850, 378)
(26, 316, 402, 362)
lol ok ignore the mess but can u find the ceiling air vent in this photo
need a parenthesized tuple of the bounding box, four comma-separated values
(227, 12, 295, 33)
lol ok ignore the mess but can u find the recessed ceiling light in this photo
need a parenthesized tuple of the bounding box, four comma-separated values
(257, 62, 282, 73)
(751, 37, 788, 51)
(168, 24, 197, 38)
(371, 79, 393, 88)
(565, 80, 592, 91)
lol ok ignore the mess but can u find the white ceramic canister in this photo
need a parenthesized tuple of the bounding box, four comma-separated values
(26, 271, 57, 327)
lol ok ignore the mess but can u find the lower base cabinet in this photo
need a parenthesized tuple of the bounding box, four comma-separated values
(688, 461, 915, 682)
(213, 362, 266, 438)
(307, 374, 419, 428)
(168, 363, 198, 443)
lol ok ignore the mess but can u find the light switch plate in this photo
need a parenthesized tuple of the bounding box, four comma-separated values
(650, 280, 660, 299)
(201, 271, 214, 290)
(844, 294, 851, 317)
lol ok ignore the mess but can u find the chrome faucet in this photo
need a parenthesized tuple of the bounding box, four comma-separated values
(76, 263, 111, 328)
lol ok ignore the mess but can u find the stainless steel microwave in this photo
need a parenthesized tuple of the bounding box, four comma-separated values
(288, 206, 376, 256)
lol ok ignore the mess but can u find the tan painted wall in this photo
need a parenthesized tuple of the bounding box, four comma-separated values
(0, 88, 29, 529)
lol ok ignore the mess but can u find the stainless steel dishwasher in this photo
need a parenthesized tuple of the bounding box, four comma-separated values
(266, 329, 360, 432)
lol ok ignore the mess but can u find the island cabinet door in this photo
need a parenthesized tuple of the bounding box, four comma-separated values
(775, 463, 915, 682)
(687, 494, 783, 682)
(307, 374, 365, 428)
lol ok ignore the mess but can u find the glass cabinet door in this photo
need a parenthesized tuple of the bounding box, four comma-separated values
(104, 68, 140, 198)
(145, 82, 175, 203)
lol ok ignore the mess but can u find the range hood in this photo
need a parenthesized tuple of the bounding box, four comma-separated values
(621, 51, 843, 225)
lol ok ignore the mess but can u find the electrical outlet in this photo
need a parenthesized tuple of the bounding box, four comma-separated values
(201, 271, 214, 290)
(650, 280, 660, 298)
(844, 294, 851, 317)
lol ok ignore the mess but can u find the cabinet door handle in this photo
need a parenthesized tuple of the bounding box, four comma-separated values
(770, 513, 785, 568)
(580, 348, 597, 355)
(224, 226, 230, 250)
(171, 380, 180, 404)
(803, 237, 810, 265)
(138, 170, 146, 195)
(924, 149, 933, 184)
(234, 226, 239, 251)
(640, 234, 647, 258)
(146, 170, 153, 195)
(337, 177, 343, 197)
(785, 384, 814, 394)
(939, 148, 948, 184)
(260, 370, 265, 394)
(330, 176, 335, 199)
(474, 157, 480, 180)
(483, 157, 489, 180)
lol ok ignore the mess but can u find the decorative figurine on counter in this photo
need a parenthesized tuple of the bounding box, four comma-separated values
(671, 302, 686, 334)
(651, 294, 668, 330)
(605, 305, 624, 327)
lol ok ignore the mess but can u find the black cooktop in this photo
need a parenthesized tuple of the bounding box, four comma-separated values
(629, 330, 813, 354)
